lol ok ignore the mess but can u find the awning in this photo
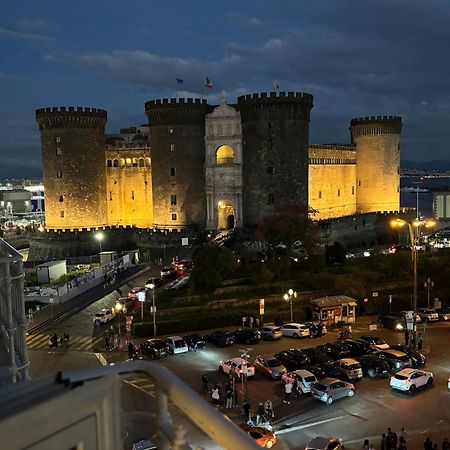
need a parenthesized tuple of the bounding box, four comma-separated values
(348, 301, 357, 306)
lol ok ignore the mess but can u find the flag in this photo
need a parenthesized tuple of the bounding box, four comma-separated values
(176, 78, 183, 84)
(273, 79, 280, 89)
(205, 76, 213, 89)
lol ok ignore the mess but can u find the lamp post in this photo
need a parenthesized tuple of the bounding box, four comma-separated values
(95, 231, 104, 253)
(391, 217, 435, 350)
(283, 289, 297, 322)
(239, 348, 252, 404)
(114, 300, 126, 349)
(424, 277, 434, 309)
(148, 283, 156, 337)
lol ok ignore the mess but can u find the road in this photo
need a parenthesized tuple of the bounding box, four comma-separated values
(27, 271, 450, 450)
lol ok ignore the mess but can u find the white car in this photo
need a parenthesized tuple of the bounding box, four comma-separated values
(93, 309, 114, 324)
(282, 369, 317, 393)
(417, 308, 439, 322)
(279, 323, 310, 338)
(390, 368, 433, 393)
(219, 358, 255, 377)
(334, 358, 363, 380)
(165, 336, 188, 354)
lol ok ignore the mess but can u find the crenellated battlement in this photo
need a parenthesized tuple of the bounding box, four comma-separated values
(35, 106, 107, 130)
(350, 115, 402, 138)
(237, 91, 313, 104)
(145, 97, 209, 126)
(309, 143, 356, 152)
(145, 98, 207, 107)
(350, 115, 401, 125)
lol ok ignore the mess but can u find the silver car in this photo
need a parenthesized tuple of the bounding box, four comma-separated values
(259, 326, 283, 341)
(253, 354, 287, 379)
(311, 377, 355, 405)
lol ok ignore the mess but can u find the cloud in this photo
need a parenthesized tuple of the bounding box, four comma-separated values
(0, 26, 55, 43)
(226, 12, 263, 28)
(0, 18, 56, 43)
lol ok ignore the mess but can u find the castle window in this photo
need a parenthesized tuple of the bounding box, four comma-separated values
(113, 159, 119, 167)
(56, 147, 62, 156)
(169, 127, 174, 134)
(268, 193, 274, 205)
(358, 180, 361, 186)
(337, 189, 340, 197)
(131, 191, 135, 200)
(139, 158, 145, 167)
(60, 210, 64, 218)
(55, 137, 61, 143)
(170, 195, 177, 206)
(107, 159, 112, 167)
(172, 213, 177, 221)
(352, 186, 355, 195)
(132, 158, 138, 167)
(170, 143, 175, 152)
(266, 166, 274, 175)
(119, 158, 125, 167)
(318, 191, 322, 199)
(56, 171, 62, 178)
(170, 167, 176, 176)
(216, 145, 234, 164)
(109, 191, 112, 201)
(126, 158, 132, 167)
(145, 157, 151, 166)
(59, 195, 64, 202)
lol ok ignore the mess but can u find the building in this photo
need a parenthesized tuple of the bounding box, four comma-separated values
(35, 93, 402, 231)
(0, 190, 32, 217)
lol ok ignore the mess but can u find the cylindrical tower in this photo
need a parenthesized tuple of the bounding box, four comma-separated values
(35, 107, 108, 230)
(145, 98, 208, 229)
(350, 115, 402, 214)
(238, 91, 314, 226)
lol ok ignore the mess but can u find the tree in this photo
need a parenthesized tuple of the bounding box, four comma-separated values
(257, 203, 319, 257)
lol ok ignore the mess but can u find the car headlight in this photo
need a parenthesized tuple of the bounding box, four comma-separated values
(395, 323, 404, 330)
(395, 361, 401, 368)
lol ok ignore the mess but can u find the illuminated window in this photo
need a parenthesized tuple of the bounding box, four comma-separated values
(56, 171, 62, 178)
(59, 195, 64, 202)
(55, 137, 61, 143)
(60, 210, 64, 218)
(132, 158, 138, 167)
(56, 147, 62, 156)
(145, 157, 151, 166)
(268, 193, 274, 204)
(170, 143, 175, 152)
(216, 145, 234, 164)
(266, 166, 274, 175)
(170, 195, 177, 205)
(170, 167, 176, 176)
(119, 158, 125, 167)
(172, 213, 177, 221)
(169, 127, 174, 134)
(126, 158, 132, 167)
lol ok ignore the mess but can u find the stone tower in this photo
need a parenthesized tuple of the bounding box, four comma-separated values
(145, 98, 208, 229)
(350, 116, 402, 214)
(35, 107, 108, 230)
(238, 92, 314, 226)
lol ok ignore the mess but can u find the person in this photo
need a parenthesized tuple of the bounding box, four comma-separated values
(381, 434, 386, 450)
(63, 333, 70, 344)
(48, 336, 54, 354)
(202, 374, 209, 392)
(128, 341, 134, 360)
(392, 432, 398, 450)
(404, 330, 409, 346)
(247, 409, 257, 427)
(423, 437, 433, 450)
(364, 439, 370, 450)
(387, 428, 394, 450)
(256, 402, 264, 426)
(295, 376, 304, 398)
(442, 438, 450, 450)
(400, 428, 407, 441)
(262, 417, 273, 432)
(243, 401, 250, 422)
(369, 444, 376, 450)
(105, 335, 110, 351)
(283, 380, 292, 404)
(398, 437, 407, 450)
(264, 399, 274, 420)
(211, 385, 220, 407)
(52, 333, 58, 348)
(225, 388, 233, 409)
(60, 335, 64, 346)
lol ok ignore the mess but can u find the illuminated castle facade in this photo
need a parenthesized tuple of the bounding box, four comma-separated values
(35, 92, 402, 231)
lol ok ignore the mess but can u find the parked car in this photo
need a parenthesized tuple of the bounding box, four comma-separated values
(93, 309, 114, 324)
(301, 347, 334, 365)
(219, 357, 255, 377)
(311, 377, 355, 404)
(175, 259, 193, 273)
(232, 328, 261, 345)
(259, 326, 283, 341)
(340, 339, 375, 356)
(128, 287, 146, 299)
(390, 368, 433, 393)
(203, 330, 235, 347)
(436, 308, 450, 321)
(375, 349, 413, 372)
(359, 335, 390, 350)
(140, 339, 169, 359)
(165, 336, 188, 354)
(417, 308, 439, 322)
(355, 355, 390, 378)
(309, 363, 349, 381)
(389, 344, 426, 367)
(400, 311, 421, 324)
(253, 354, 287, 379)
(238, 424, 277, 448)
(279, 322, 310, 338)
(281, 369, 318, 393)
(304, 321, 328, 337)
(132, 439, 157, 450)
(378, 314, 406, 331)
(333, 358, 363, 380)
(160, 266, 177, 279)
(145, 277, 164, 289)
(317, 342, 352, 360)
(274, 349, 310, 372)
(305, 437, 343, 450)
(183, 334, 206, 351)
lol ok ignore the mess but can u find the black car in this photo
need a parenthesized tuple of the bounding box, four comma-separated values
(340, 339, 375, 357)
(145, 277, 164, 289)
(309, 363, 349, 381)
(232, 328, 261, 345)
(378, 314, 405, 332)
(140, 339, 169, 359)
(317, 342, 352, 360)
(374, 350, 413, 372)
(183, 334, 206, 351)
(203, 330, 235, 347)
(301, 347, 334, 365)
(160, 266, 178, 279)
(389, 344, 426, 367)
(355, 355, 390, 378)
(274, 349, 310, 372)
(359, 335, 390, 350)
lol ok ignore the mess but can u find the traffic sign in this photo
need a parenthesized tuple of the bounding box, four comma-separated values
(259, 299, 265, 315)
(138, 291, 146, 302)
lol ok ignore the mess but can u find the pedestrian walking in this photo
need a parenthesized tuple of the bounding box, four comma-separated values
(225, 388, 233, 409)
(52, 333, 58, 348)
(60, 335, 64, 346)
(404, 331, 409, 347)
(364, 439, 370, 450)
(442, 438, 450, 450)
(295, 376, 303, 397)
(398, 437, 407, 450)
(211, 385, 220, 407)
(48, 336, 54, 354)
(392, 432, 398, 450)
(381, 434, 386, 450)
(283, 380, 292, 404)
(202, 374, 209, 392)
(423, 437, 433, 450)
(264, 399, 274, 420)
(128, 341, 134, 360)
(256, 402, 264, 426)
(387, 428, 394, 450)
(243, 401, 250, 422)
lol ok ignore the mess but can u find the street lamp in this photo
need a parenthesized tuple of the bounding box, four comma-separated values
(148, 283, 156, 337)
(114, 300, 126, 349)
(95, 231, 104, 253)
(283, 288, 297, 322)
(424, 277, 434, 309)
(391, 217, 435, 350)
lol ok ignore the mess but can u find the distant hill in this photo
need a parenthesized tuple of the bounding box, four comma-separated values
(401, 159, 450, 170)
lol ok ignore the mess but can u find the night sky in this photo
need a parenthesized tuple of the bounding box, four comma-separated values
(1, 0, 450, 178)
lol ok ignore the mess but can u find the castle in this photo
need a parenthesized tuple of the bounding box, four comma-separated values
(35, 92, 402, 232)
